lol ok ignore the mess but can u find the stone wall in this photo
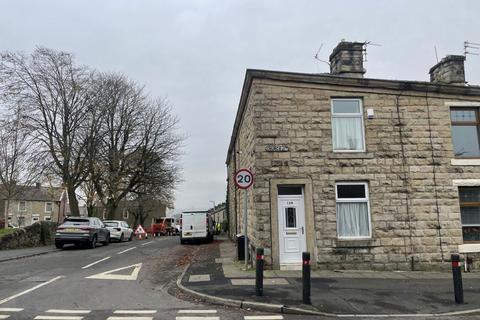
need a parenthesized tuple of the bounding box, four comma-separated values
(0, 221, 57, 250)
(228, 76, 480, 270)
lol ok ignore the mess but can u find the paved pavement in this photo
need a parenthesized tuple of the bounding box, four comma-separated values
(0, 236, 324, 320)
(0, 246, 59, 262)
(181, 237, 480, 317)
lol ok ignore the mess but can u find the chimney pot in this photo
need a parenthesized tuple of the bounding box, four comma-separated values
(329, 41, 365, 78)
(429, 55, 466, 85)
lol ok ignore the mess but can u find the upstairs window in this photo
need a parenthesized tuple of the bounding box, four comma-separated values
(459, 187, 480, 242)
(18, 201, 26, 212)
(45, 202, 53, 213)
(451, 108, 480, 158)
(331, 99, 365, 152)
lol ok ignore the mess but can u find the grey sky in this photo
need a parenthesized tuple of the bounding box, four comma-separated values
(1, 0, 479, 211)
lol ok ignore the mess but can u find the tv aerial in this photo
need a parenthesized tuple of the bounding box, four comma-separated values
(362, 41, 381, 62)
(314, 43, 330, 66)
(464, 41, 480, 58)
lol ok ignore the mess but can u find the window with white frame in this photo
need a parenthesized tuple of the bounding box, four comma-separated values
(335, 182, 371, 238)
(123, 209, 129, 219)
(458, 187, 480, 242)
(18, 201, 26, 212)
(450, 108, 480, 158)
(331, 99, 365, 152)
(45, 202, 53, 213)
(44, 216, 52, 221)
(32, 214, 39, 224)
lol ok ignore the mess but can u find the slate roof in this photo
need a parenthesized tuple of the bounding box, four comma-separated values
(0, 185, 63, 202)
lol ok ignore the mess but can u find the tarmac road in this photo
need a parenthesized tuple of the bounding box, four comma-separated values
(0, 237, 475, 320)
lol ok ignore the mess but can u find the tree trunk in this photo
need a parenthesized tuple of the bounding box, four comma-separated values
(3, 199, 10, 229)
(87, 204, 95, 217)
(67, 186, 80, 217)
(106, 198, 118, 220)
(139, 214, 147, 227)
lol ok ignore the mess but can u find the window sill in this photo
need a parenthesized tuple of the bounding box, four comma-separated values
(451, 159, 480, 166)
(328, 152, 374, 159)
(334, 239, 380, 248)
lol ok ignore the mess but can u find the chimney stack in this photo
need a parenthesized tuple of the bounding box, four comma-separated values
(429, 55, 466, 85)
(329, 41, 365, 78)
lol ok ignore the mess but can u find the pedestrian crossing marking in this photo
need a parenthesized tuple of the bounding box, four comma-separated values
(113, 310, 156, 314)
(46, 310, 91, 314)
(34, 316, 84, 320)
(0, 315, 10, 320)
(244, 316, 283, 320)
(107, 317, 152, 320)
(0, 308, 23, 312)
(176, 317, 219, 320)
(178, 310, 217, 314)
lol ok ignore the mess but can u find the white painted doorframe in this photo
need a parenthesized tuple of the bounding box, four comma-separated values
(277, 193, 307, 269)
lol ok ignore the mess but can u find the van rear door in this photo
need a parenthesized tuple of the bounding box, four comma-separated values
(182, 212, 207, 239)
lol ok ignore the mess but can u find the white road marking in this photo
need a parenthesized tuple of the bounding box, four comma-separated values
(34, 316, 83, 320)
(46, 310, 91, 314)
(81, 257, 111, 269)
(85, 263, 142, 280)
(117, 246, 137, 254)
(0, 315, 10, 319)
(176, 317, 219, 320)
(113, 310, 156, 314)
(0, 308, 23, 312)
(178, 310, 217, 314)
(0, 276, 64, 305)
(141, 241, 154, 246)
(244, 316, 284, 320)
(107, 317, 152, 320)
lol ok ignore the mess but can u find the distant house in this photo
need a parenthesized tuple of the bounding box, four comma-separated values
(208, 202, 227, 224)
(0, 184, 64, 227)
(89, 198, 167, 228)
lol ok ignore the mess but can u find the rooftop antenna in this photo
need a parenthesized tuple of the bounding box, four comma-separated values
(362, 41, 381, 62)
(434, 45, 439, 63)
(464, 41, 480, 58)
(314, 43, 330, 66)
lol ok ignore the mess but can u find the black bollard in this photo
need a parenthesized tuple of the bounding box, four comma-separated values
(255, 248, 264, 296)
(302, 252, 311, 304)
(451, 254, 464, 304)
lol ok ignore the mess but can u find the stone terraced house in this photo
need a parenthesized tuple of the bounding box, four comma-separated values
(226, 41, 480, 271)
(0, 184, 64, 227)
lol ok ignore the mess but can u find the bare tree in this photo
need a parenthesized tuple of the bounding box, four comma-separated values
(0, 108, 42, 228)
(0, 48, 101, 216)
(90, 73, 182, 219)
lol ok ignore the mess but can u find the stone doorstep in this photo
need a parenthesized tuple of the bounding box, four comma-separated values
(188, 274, 211, 282)
(230, 278, 289, 286)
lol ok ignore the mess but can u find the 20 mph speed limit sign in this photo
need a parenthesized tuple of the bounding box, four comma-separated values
(234, 168, 254, 189)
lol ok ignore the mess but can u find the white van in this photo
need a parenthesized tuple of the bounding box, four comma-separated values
(180, 211, 214, 244)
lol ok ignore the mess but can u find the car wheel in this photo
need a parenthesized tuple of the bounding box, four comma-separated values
(119, 233, 124, 242)
(180, 238, 186, 245)
(128, 233, 133, 241)
(103, 234, 110, 246)
(89, 235, 97, 249)
(55, 242, 63, 249)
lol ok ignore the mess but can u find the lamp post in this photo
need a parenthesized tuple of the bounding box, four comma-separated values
(209, 200, 216, 223)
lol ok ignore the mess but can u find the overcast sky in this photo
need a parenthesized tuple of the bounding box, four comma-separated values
(1, 0, 479, 212)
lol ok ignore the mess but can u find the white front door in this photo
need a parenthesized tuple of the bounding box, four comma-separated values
(278, 194, 307, 267)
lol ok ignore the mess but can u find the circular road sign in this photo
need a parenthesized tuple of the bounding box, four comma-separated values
(234, 168, 254, 189)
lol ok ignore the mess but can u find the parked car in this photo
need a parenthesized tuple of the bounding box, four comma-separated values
(55, 217, 110, 249)
(103, 220, 133, 242)
(180, 211, 214, 244)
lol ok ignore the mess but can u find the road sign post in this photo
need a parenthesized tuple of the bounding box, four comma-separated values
(234, 168, 254, 269)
